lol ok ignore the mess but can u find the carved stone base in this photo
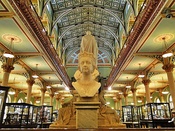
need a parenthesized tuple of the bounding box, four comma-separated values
(74, 101, 100, 129)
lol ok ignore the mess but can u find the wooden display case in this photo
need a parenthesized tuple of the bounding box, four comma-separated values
(2, 103, 38, 128)
(122, 105, 140, 128)
(138, 103, 172, 128)
(0, 86, 9, 128)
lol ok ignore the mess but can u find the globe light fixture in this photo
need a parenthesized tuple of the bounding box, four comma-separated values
(32, 64, 39, 79)
(126, 77, 131, 88)
(138, 63, 145, 78)
(3, 38, 15, 58)
(162, 37, 173, 58)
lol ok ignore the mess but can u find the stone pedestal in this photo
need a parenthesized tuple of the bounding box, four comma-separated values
(74, 102, 100, 129)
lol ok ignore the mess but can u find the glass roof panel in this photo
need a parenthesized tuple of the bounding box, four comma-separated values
(49, 0, 127, 66)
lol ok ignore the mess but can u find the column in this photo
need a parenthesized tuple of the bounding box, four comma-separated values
(131, 88, 137, 105)
(26, 79, 35, 103)
(13, 89, 19, 103)
(142, 79, 151, 103)
(114, 99, 118, 110)
(55, 98, 59, 110)
(119, 97, 122, 110)
(1, 64, 14, 86)
(41, 88, 46, 105)
(123, 93, 128, 105)
(50, 93, 54, 106)
(118, 96, 123, 117)
(162, 63, 175, 112)
(138, 97, 144, 105)
(159, 89, 165, 102)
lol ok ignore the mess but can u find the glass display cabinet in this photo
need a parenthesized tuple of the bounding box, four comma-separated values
(0, 86, 9, 128)
(37, 105, 53, 128)
(138, 103, 172, 128)
(2, 103, 38, 128)
(122, 105, 140, 128)
(52, 110, 58, 122)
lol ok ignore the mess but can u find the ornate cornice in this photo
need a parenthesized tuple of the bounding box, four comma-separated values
(9, 0, 71, 87)
(107, 0, 166, 86)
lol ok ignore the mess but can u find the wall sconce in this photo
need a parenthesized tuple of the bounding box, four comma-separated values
(162, 87, 169, 95)
(162, 91, 169, 94)
(108, 86, 112, 90)
(138, 100, 142, 103)
(36, 100, 40, 103)
(162, 37, 173, 58)
(46, 85, 51, 89)
(8, 88, 15, 95)
(3, 38, 15, 58)
(32, 64, 39, 79)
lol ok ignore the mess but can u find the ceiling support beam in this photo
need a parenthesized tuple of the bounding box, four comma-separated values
(0, 12, 14, 18)
(50, 6, 126, 37)
(9, 0, 72, 88)
(106, 0, 166, 87)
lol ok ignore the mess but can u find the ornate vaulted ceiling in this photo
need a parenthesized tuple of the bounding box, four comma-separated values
(0, 0, 175, 105)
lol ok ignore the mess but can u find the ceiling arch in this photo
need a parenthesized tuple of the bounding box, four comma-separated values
(2, 0, 170, 101)
(66, 46, 112, 66)
(58, 23, 118, 45)
(49, 4, 127, 35)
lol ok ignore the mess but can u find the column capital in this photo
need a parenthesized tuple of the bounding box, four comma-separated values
(162, 63, 174, 72)
(26, 79, 35, 86)
(55, 94, 62, 99)
(131, 88, 137, 93)
(1, 64, 14, 73)
(113, 98, 118, 102)
(49, 93, 54, 98)
(123, 93, 128, 97)
(142, 79, 151, 86)
(40, 88, 46, 93)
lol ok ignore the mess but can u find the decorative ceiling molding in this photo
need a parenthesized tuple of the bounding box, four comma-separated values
(8, 0, 72, 87)
(51, 6, 126, 35)
(58, 23, 118, 45)
(107, 0, 166, 87)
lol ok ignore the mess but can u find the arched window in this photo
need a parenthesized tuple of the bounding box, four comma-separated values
(168, 95, 174, 109)
(154, 97, 160, 103)
(6, 95, 11, 103)
(17, 98, 23, 103)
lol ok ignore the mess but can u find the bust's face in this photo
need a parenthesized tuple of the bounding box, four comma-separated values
(79, 56, 93, 74)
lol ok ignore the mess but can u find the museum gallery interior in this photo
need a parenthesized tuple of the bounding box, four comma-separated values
(0, 0, 175, 130)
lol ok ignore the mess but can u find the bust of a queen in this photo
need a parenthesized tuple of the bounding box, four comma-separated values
(72, 51, 101, 97)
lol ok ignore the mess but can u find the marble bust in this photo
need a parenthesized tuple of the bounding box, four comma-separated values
(72, 52, 101, 97)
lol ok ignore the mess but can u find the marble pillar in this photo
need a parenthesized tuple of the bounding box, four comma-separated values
(1, 64, 14, 86)
(26, 79, 35, 103)
(123, 93, 128, 105)
(142, 79, 151, 103)
(131, 88, 137, 105)
(50, 93, 54, 106)
(162, 63, 175, 112)
(41, 88, 46, 105)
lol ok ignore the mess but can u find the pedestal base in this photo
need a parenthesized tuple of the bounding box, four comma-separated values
(74, 102, 100, 129)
